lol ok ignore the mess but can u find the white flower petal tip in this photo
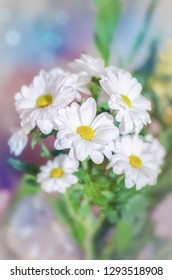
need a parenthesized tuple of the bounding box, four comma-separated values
(54, 97, 119, 164)
(37, 154, 79, 193)
(100, 69, 151, 135)
(108, 134, 165, 190)
(8, 127, 29, 156)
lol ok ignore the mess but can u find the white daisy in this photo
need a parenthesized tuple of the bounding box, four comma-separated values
(107, 135, 165, 190)
(8, 126, 31, 156)
(100, 70, 151, 134)
(54, 97, 119, 164)
(15, 71, 77, 135)
(69, 54, 105, 78)
(37, 154, 79, 193)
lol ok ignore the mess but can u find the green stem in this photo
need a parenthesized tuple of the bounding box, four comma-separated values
(84, 218, 94, 259)
(93, 213, 106, 235)
(85, 213, 106, 259)
(64, 191, 85, 226)
(64, 191, 95, 259)
(101, 227, 116, 259)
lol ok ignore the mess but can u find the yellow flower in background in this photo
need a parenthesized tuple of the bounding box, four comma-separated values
(156, 43, 172, 77)
(149, 43, 172, 97)
(163, 107, 172, 126)
(149, 79, 169, 100)
(148, 43, 172, 126)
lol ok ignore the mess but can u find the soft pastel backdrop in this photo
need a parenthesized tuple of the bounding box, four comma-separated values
(0, 0, 172, 259)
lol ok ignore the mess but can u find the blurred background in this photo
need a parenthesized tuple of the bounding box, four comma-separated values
(1, 0, 172, 259)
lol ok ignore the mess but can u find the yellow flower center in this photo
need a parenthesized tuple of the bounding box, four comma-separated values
(50, 168, 64, 178)
(129, 155, 142, 169)
(77, 126, 94, 140)
(121, 95, 132, 108)
(164, 107, 172, 126)
(36, 94, 52, 108)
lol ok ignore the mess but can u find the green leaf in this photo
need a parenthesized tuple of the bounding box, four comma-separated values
(16, 175, 40, 200)
(103, 190, 116, 201)
(104, 206, 119, 223)
(31, 132, 51, 158)
(79, 200, 90, 219)
(97, 102, 110, 113)
(122, 194, 148, 236)
(84, 182, 107, 208)
(41, 129, 57, 139)
(76, 168, 90, 183)
(144, 90, 161, 118)
(94, 0, 122, 65)
(7, 158, 39, 175)
(52, 149, 65, 157)
(160, 129, 172, 151)
(31, 133, 40, 149)
(115, 220, 133, 254)
(72, 223, 86, 248)
(89, 81, 101, 101)
(134, 37, 159, 85)
(40, 142, 51, 158)
(93, 175, 111, 190)
(129, 0, 158, 62)
(5, 174, 40, 221)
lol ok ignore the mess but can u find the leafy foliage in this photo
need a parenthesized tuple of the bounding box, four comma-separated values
(31, 131, 54, 158)
(94, 0, 122, 65)
(122, 194, 148, 236)
(134, 37, 159, 87)
(89, 80, 101, 101)
(16, 175, 40, 200)
(7, 158, 39, 175)
(104, 206, 118, 223)
(84, 182, 107, 208)
(40, 142, 51, 158)
(31, 133, 40, 149)
(77, 166, 108, 208)
(114, 220, 133, 254)
(129, 0, 159, 62)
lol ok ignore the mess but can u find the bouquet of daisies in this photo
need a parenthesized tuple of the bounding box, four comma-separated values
(9, 54, 165, 191)
(8, 54, 166, 258)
